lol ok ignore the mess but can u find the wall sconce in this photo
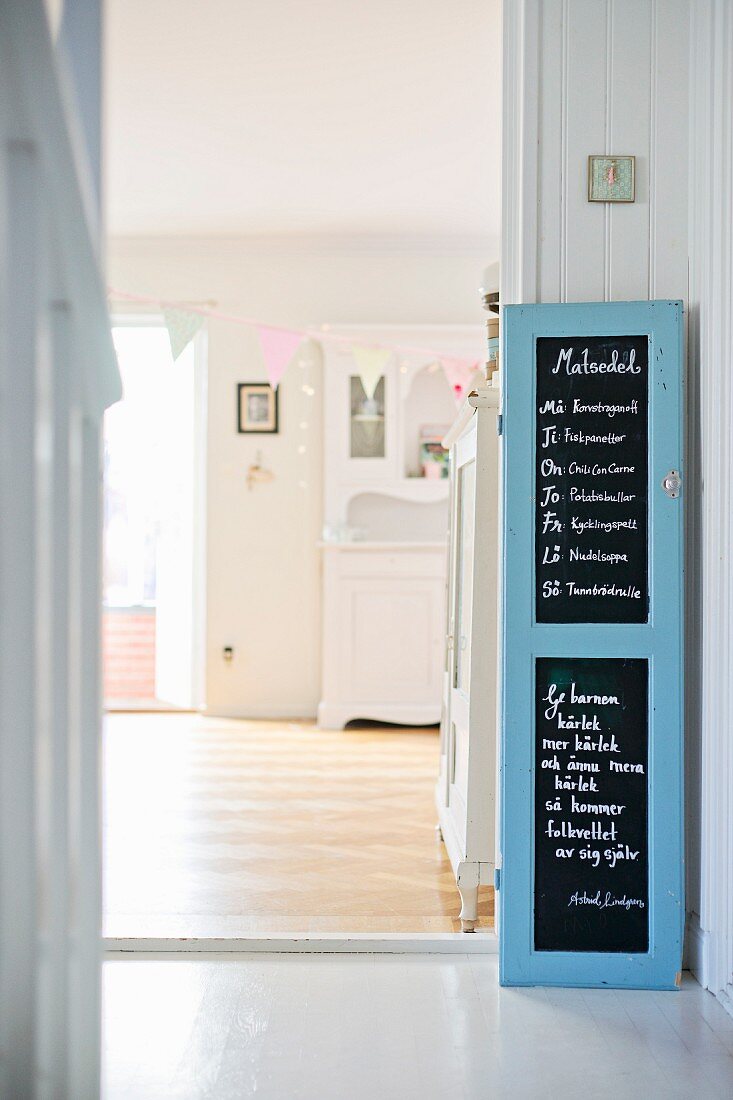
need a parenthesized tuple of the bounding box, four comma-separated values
(246, 450, 274, 491)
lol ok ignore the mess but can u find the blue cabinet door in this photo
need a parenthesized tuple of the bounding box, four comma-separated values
(499, 301, 684, 989)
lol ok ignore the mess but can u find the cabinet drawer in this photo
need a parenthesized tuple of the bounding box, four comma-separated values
(336, 549, 446, 579)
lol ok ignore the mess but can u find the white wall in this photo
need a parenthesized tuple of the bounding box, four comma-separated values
(502, 0, 689, 306)
(108, 236, 491, 716)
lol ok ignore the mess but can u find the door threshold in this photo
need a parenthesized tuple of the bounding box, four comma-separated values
(104, 932, 498, 955)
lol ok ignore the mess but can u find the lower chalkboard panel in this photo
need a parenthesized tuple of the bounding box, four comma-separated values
(534, 657, 649, 954)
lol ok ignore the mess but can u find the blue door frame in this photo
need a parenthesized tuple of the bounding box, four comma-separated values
(499, 301, 684, 989)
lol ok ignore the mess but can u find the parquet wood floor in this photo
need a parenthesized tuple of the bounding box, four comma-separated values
(103, 714, 494, 936)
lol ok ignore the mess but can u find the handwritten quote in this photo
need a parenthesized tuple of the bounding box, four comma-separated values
(534, 658, 649, 954)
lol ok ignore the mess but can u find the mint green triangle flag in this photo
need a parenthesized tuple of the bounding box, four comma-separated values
(164, 308, 204, 361)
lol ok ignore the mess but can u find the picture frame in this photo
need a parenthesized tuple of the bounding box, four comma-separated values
(587, 155, 635, 203)
(237, 383, 279, 433)
(419, 424, 450, 480)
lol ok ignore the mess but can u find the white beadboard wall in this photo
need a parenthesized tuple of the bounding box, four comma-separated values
(502, 0, 689, 305)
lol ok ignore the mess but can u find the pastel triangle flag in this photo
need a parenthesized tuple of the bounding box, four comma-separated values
(256, 326, 303, 390)
(440, 357, 480, 406)
(163, 308, 204, 361)
(352, 346, 392, 399)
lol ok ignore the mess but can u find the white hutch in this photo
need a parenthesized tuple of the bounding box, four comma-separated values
(436, 373, 501, 929)
(318, 325, 484, 729)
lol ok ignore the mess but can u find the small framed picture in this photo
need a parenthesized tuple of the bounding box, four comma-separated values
(588, 155, 635, 203)
(237, 383, 279, 433)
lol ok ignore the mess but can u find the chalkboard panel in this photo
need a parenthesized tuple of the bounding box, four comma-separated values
(535, 336, 648, 623)
(534, 657, 648, 954)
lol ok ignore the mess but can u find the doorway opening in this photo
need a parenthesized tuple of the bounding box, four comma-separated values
(101, 0, 499, 950)
(101, 322, 496, 947)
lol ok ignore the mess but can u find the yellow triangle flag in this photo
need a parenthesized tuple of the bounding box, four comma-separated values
(352, 346, 392, 399)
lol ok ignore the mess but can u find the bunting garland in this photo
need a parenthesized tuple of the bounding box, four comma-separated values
(163, 307, 205, 361)
(255, 325, 303, 390)
(439, 356, 482, 406)
(351, 346, 393, 399)
(111, 288, 486, 401)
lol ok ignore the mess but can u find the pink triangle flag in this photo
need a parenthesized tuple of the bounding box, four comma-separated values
(256, 326, 303, 390)
(440, 357, 480, 406)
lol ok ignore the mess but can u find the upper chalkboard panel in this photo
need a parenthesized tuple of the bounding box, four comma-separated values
(535, 336, 649, 623)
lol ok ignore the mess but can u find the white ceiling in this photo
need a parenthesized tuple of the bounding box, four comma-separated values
(104, 0, 501, 245)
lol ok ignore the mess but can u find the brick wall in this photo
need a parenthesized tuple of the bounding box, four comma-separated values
(103, 607, 156, 703)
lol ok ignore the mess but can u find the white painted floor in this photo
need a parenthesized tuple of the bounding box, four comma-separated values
(103, 954, 733, 1099)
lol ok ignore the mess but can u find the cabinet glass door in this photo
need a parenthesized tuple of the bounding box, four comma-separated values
(445, 427, 477, 849)
(454, 458, 476, 694)
(350, 376, 385, 458)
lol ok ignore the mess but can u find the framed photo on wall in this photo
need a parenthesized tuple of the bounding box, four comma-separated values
(587, 155, 635, 202)
(237, 383, 279, 433)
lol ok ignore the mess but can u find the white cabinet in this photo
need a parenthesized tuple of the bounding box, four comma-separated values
(318, 325, 484, 729)
(436, 379, 500, 930)
(318, 543, 447, 728)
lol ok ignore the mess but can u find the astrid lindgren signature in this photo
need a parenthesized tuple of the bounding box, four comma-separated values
(569, 890, 645, 911)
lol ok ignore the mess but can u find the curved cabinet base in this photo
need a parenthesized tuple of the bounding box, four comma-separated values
(317, 702, 440, 731)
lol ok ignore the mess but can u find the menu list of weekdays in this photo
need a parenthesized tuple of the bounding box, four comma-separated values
(534, 657, 648, 954)
(535, 335, 649, 624)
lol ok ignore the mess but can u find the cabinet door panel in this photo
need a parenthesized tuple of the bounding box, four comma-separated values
(340, 579, 442, 703)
